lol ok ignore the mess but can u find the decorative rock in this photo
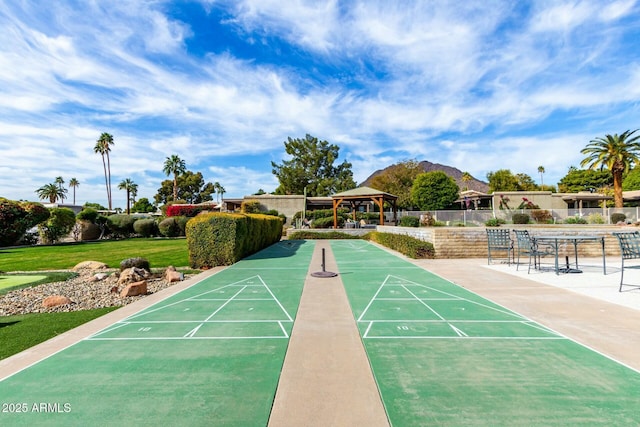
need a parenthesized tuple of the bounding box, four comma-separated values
(120, 281, 147, 297)
(43, 295, 72, 308)
(165, 270, 184, 283)
(72, 261, 108, 271)
(118, 267, 151, 285)
(94, 273, 109, 281)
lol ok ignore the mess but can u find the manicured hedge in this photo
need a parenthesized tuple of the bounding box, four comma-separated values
(365, 231, 435, 259)
(288, 231, 360, 240)
(186, 212, 283, 268)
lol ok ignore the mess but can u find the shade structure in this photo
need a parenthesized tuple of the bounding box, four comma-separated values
(331, 186, 398, 228)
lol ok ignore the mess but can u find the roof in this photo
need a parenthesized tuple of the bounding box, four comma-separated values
(332, 186, 397, 199)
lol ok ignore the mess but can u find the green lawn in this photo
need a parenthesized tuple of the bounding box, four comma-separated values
(0, 238, 189, 272)
(0, 308, 119, 360)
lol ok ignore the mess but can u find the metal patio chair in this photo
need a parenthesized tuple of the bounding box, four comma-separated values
(612, 231, 640, 292)
(486, 228, 513, 266)
(512, 229, 553, 273)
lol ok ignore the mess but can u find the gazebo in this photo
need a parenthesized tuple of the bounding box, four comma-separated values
(331, 187, 398, 229)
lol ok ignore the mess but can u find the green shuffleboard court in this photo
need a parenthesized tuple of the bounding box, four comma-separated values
(330, 240, 640, 426)
(0, 240, 314, 426)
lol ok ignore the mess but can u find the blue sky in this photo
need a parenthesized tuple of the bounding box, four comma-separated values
(1, 0, 640, 209)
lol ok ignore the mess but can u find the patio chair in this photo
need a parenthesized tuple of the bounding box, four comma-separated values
(486, 228, 513, 266)
(612, 231, 640, 292)
(512, 229, 553, 273)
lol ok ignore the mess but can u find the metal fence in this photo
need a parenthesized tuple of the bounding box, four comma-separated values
(388, 207, 640, 226)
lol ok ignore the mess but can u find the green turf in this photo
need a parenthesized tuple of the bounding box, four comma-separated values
(0, 238, 189, 272)
(0, 308, 119, 360)
(331, 240, 640, 426)
(0, 240, 314, 426)
(0, 275, 47, 290)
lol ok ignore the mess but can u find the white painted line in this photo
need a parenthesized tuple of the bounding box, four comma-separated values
(358, 275, 391, 322)
(184, 323, 203, 338)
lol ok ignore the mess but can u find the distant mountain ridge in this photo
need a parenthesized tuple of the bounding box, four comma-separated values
(360, 160, 489, 193)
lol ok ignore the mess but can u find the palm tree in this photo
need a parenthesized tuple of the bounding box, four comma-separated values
(213, 181, 221, 203)
(218, 184, 226, 204)
(94, 132, 115, 210)
(118, 178, 137, 215)
(461, 172, 472, 191)
(54, 176, 65, 202)
(537, 166, 545, 188)
(581, 129, 640, 207)
(36, 183, 67, 203)
(163, 154, 186, 202)
(68, 178, 80, 204)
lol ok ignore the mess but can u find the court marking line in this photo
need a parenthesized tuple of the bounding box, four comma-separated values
(204, 285, 247, 321)
(88, 336, 289, 341)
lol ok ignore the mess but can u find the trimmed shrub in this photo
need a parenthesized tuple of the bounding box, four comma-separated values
(611, 213, 626, 224)
(77, 208, 99, 222)
(175, 216, 189, 235)
(399, 216, 420, 227)
(133, 218, 158, 237)
(120, 257, 150, 271)
(240, 199, 262, 214)
(512, 213, 530, 224)
(311, 216, 343, 229)
(107, 214, 136, 237)
(166, 205, 207, 217)
(186, 212, 283, 268)
(159, 217, 181, 237)
(366, 232, 435, 259)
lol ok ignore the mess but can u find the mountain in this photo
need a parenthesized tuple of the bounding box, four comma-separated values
(360, 160, 489, 193)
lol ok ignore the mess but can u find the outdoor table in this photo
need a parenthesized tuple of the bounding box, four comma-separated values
(533, 235, 606, 275)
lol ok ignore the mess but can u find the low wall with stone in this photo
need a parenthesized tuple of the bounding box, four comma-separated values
(377, 225, 631, 259)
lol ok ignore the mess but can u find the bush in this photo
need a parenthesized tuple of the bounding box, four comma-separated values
(0, 199, 50, 246)
(485, 218, 506, 227)
(120, 257, 150, 271)
(186, 213, 283, 268)
(564, 216, 588, 224)
(531, 209, 553, 224)
(133, 218, 158, 237)
(38, 208, 76, 244)
(311, 216, 342, 228)
(611, 213, 626, 224)
(240, 199, 262, 214)
(107, 214, 136, 237)
(587, 213, 606, 224)
(77, 208, 99, 222)
(399, 216, 420, 227)
(159, 217, 181, 237)
(512, 213, 530, 224)
(166, 205, 207, 217)
(366, 232, 435, 259)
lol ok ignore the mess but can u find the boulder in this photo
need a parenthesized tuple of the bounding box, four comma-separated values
(165, 270, 184, 283)
(94, 273, 109, 281)
(43, 295, 72, 308)
(72, 261, 108, 272)
(118, 267, 151, 285)
(120, 280, 148, 297)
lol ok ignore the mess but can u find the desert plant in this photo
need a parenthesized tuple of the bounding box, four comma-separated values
(587, 213, 606, 224)
(564, 216, 588, 224)
(485, 218, 507, 227)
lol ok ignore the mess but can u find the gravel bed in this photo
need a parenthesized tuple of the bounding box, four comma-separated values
(0, 269, 193, 316)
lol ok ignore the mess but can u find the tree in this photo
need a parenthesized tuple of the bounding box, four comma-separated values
(54, 176, 65, 202)
(623, 167, 640, 191)
(486, 169, 520, 192)
(131, 197, 156, 213)
(370, 159, 423, 210)
(411, 171, 459, 211)
(163, 154, 187, 202)
(213, 181, 222, 203)
(557, 168, 612, 193)
(38, 207, 76, 244)
(118, 178, 137, 214)
(94, 132, 115, 210)
(36, 183, 67, 203)
(581, 129, 640, 207)
(537, 166, 545, 187)
(461, 171, 472, 191)
(515, 173, 537, 191)
(69, 178, 80, 204)
(0, 198, 50, 246)
(154, 170, 215, 205)
(271, 134, 356, 196)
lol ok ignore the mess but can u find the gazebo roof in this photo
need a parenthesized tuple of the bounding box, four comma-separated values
(332, 186, 397, 200)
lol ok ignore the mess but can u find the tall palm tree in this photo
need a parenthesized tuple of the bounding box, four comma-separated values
(581, 129, 640, 207)
(68, 178, 80, 204)
(537, 166, 545, 188)
(163, 154, 186, 202)
(36, 183, 67, 203)
(213, 181, 221, 203)
(54, 176, 65, 202)
(94, 132, 115, 210)
(118, 178, 137, 215)
(218, 184, 226, 204)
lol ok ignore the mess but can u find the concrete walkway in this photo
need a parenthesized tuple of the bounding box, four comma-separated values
(268, 241, 389, 426)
